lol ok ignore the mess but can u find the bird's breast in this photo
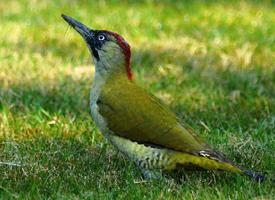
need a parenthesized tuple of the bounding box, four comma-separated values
(90, 76, 109, 136)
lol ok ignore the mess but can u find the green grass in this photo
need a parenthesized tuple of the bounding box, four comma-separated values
(0, 0, 274, 199)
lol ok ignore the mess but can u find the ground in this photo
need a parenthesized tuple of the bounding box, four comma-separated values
(0, 0, 274, 199)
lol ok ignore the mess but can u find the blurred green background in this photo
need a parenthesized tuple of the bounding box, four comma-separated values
(0, 0, 274, 199)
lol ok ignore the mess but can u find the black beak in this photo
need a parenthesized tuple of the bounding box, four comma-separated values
(61, 14, 93, 40)
(61, 14, 101, 61)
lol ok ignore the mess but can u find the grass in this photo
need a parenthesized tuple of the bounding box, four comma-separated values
(0, 0, 274, 199)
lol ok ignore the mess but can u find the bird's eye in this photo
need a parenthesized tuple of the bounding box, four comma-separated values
(98, 35, 105, 41)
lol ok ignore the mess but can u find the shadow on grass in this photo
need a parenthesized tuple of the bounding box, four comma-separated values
(0, 137, 134, 196)
(0, 137, 263, 198)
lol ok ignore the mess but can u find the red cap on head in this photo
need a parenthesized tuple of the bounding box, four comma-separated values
(104, 31, 132, 80)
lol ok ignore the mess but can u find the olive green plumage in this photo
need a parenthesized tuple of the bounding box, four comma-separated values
(61, 14, 265, 182)
(99, 72, 204, 154)
(98, 72, 242, 174)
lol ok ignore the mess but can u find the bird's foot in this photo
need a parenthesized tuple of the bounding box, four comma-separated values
(140, 169, 162, 180)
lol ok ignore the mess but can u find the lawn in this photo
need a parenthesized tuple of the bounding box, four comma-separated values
(0, 0, 274, 199)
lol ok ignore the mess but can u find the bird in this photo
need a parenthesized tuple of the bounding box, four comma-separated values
(61, 14, 265, 182)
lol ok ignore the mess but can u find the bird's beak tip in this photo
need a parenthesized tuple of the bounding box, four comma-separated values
(61, 14, 92, 39)
(61, 14, 70, 23)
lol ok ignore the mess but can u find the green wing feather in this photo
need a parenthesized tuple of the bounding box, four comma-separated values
(94, 75, 266, 181)
(97, 75, 207, 154)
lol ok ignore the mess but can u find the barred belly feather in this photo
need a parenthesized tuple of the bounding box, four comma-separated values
(109, 134, 177, 170)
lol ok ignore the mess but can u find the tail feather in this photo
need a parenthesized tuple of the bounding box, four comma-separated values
(243, 170, 265, 182)
(175, 151, 266, 182)
(174, 152, 243, 174)
(197, 149, 267, 182)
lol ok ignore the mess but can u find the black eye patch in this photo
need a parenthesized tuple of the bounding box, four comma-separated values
(93, 32, 108, 49)
(87, 31, 109, 61)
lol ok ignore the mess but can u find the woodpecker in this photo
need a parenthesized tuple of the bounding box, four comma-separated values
(61, 14, 265, 182)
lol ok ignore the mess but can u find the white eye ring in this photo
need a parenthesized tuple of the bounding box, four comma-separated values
(98, 35, 105, 41)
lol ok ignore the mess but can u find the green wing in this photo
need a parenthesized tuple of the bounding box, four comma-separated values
(97, 77, 207, 154)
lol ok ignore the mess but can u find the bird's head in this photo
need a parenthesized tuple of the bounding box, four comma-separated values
(62, 14, 132, 80)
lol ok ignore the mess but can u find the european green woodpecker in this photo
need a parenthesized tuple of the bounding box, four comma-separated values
(61, 14, 264, 182)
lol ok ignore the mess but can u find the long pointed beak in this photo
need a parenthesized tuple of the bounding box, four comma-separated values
(61, 14, 93, 40)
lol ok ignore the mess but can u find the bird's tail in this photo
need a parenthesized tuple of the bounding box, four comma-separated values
(173, 151, 265, 182)
(242, 169, 265, 182)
